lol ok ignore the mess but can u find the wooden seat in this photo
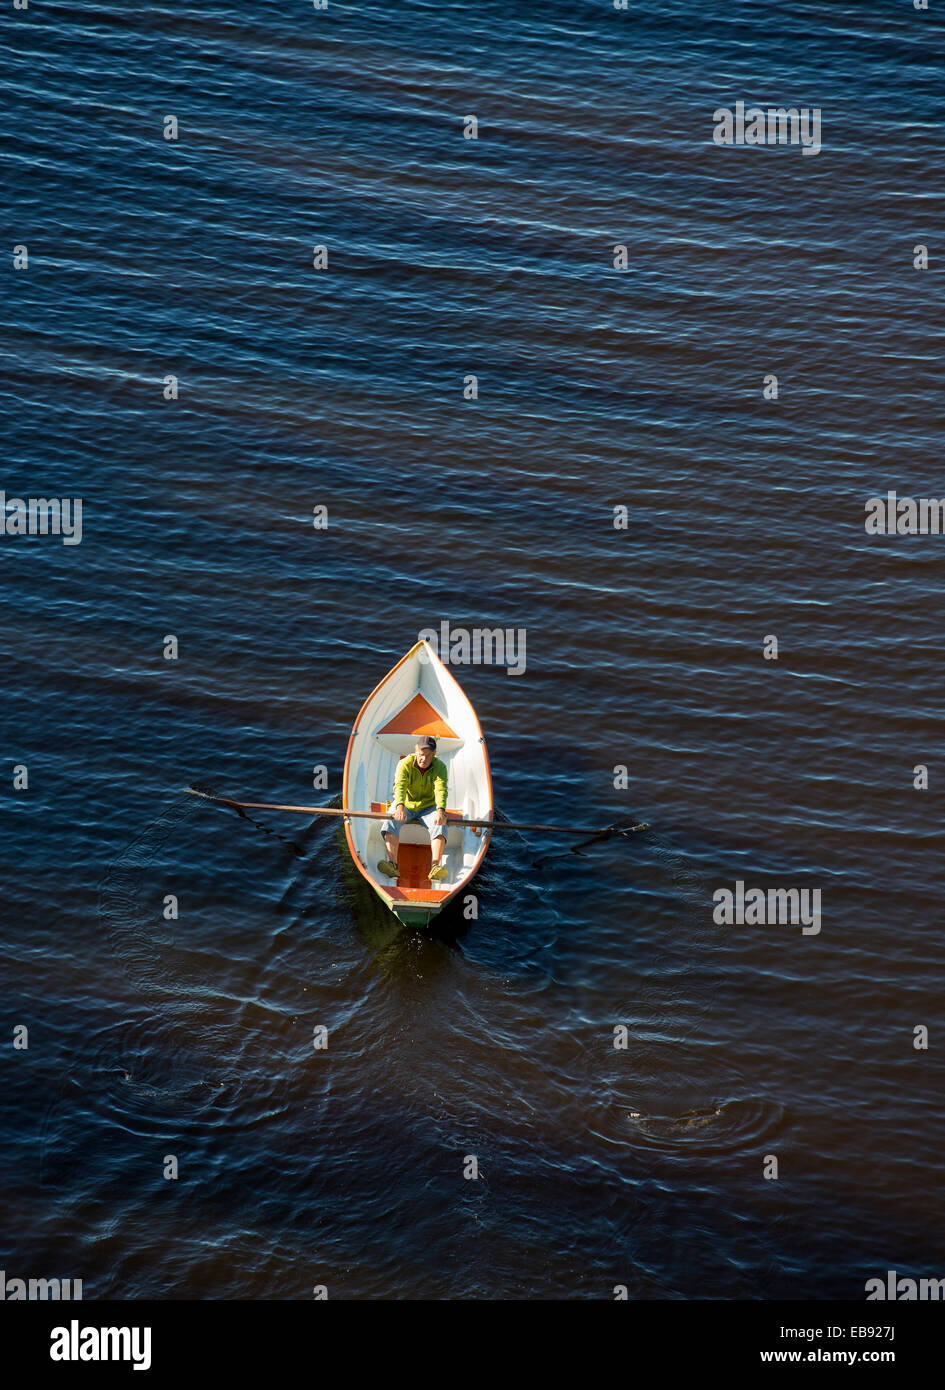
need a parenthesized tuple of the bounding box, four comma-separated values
(369, 811, 453, 888)
(373, 697, 465, 756)
(378, 695, 458, 739)
(387, 887, 450, 903)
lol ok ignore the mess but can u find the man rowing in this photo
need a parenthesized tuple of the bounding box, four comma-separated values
(378, 735, 449, 881)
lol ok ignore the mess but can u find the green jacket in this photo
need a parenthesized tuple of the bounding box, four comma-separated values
(392, 754, 449, 811)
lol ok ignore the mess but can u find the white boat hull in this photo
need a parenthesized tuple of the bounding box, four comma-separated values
(342, 640, 493, 927)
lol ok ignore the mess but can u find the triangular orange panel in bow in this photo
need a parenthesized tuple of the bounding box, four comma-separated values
(378, 693, 458, 739)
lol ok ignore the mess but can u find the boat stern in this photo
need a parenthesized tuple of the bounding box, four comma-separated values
(385, 885, 452, 928)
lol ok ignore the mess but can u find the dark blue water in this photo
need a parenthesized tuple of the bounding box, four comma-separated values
(2, 0, 944, 1298)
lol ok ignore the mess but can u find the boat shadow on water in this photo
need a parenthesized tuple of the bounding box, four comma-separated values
(335, 822, 479, 968)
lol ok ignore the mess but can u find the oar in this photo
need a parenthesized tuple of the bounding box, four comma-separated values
(185, 787, 648, 838)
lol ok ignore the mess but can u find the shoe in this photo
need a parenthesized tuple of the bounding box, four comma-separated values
(377, 860, 399, 878)
(428, 865, 448, 881)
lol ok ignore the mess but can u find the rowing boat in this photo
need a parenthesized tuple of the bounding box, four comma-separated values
(342, 639, 493, 928)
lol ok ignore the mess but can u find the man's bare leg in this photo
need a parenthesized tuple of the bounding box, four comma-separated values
(383, 834, 399, 867)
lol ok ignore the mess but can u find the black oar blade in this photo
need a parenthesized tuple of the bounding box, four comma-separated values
(531, 816, 649, 867)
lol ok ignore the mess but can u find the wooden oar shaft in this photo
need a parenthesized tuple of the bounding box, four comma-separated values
(186, 789, 382, 821)
(184, 787, 645, 837)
